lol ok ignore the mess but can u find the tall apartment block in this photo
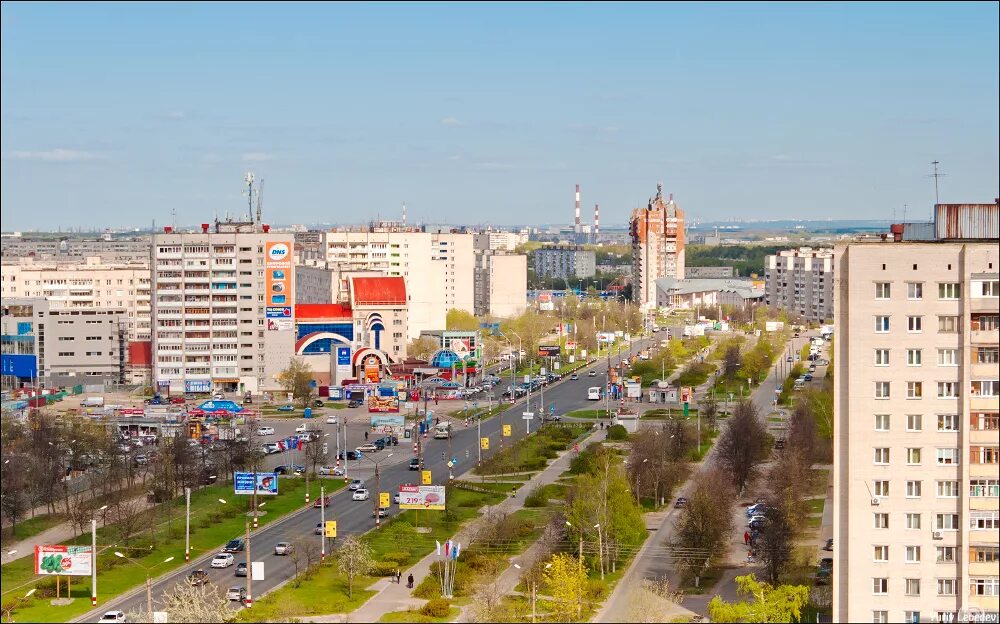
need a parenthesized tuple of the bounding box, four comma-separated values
(473, 251, 527, 318)
(533, 246, 596, 281)
(630, 184, 685, 308)
(151, 220, 295, 395)
(764, 247, 834, 323)
(833, 202, 1000, 624)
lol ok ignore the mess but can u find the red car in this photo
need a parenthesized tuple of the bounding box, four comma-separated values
(313, 495, 332, 508)
(170, 396, 186, 404)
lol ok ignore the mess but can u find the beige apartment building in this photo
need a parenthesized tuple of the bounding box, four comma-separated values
(630, 184, 686, 308)
(833, 203, 999, 624)
(473, 251, 527, 318)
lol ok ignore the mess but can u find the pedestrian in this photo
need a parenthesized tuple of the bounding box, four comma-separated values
(407, 573, 414, 589)
(396, 569, 402, 584)
(364, 430, 369, 441)
(744, 530, 750, 545)
(435, 397, 439, 406)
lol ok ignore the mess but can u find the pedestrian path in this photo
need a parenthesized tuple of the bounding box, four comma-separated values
(346, 426, 605, 623)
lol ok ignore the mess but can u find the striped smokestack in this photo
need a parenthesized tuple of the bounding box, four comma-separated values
(575, 184, 581, 233)
(594, 202, 600, 241)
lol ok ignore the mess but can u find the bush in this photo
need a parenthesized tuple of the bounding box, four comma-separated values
(421, 598, 452, 617)
(380, 550, 412, 565)
(523, 486, 548, 508)
(606, 424, 628, 441)
(371, 561, 400, 577)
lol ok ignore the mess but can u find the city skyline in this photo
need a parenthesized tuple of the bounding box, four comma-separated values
(2, 2, 998, 229)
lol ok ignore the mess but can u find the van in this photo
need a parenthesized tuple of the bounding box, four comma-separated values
(82, 396, 105, 407)
(587, 387, 602, 401)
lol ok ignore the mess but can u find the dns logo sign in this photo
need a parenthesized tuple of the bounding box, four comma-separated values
(268, 243, 290, 262)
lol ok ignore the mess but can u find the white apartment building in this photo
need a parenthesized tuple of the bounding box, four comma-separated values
(151, 222, 296, 395)
(474, 252, 527, 318)
(320, 228, 475, 339)
(833, 203, 1000, 624)
(473, 230, 528, 252)
(764, 247, 834, 323)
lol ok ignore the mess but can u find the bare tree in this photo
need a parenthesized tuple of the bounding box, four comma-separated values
(66, 494, 96, 539)
(624, 577, 683, 623)
(698, 394, 719, 432)
(724, 345, 741, 378)
(302, 435, 329, 476)
(755, 502, 795, 584)
(127, 581, 231, 623)
(715, 400, 769, 495)
(336, 535, 374, 598)
(673, 469, 734, 582)
(0, 455, 29, 536)
(288, 538, 322, 586)
(111, 496, 144, 546)
(787, 402, 818, 462)
(468, 578, 517, 623)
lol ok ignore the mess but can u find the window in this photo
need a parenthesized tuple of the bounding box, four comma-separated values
(936, 480, 959, 497)
(937, 448, 960, 465)
(875, 316, 890, 333)
(905, 546, 921, 563)
(972, 380, 1000, 397)
(906, 448, 922, 465)
(874, 480, 889, 497)
(970, 479, 1000, 498)
(907, 316, 923, 332)
(980, 280, 1000, 297)
(874, 545, 889, 561)
(874, 448, 890, 464)
(904, 578, 920, 596)
(937, 414, 959, 431)
(973, 446, 1000, 464)
(906, 414, 922, 431)
(978, 347, 999, 364)
(904, 612, 921, 624)
(907, 382, 923, 399)
(938, 349, 958, 366)
(973, 546, 999, 563)
(875, 382, 890, 399)
(974, 412, 1000, 430)
(875, 414, 891, 431)
(970, 511, 999, 530)
(937, 382, 959, 399)
(906, 480, 922, 498)
(907, 282, 923, 300)
(906, 349, 922, 366)
(906, 513, 921, 529)
(937, 578, 958, 595)
(936, 546, 956, 562)
(936, 514, 959, 530)
(874, 512, 889, 528)
(971, 577, 1000, 597)
(875, 282, 891, 299)
(938, 283, 961, 299)
(873, 578, 888, 595)
(938, 315, 959, 333)
(873, 611, 889, 624)
(875, 349, 890, 366)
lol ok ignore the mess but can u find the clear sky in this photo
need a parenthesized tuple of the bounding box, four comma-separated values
(2, 2, 997, 230)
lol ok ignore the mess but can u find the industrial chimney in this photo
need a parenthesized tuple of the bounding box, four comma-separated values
(575, 184, 581, 234)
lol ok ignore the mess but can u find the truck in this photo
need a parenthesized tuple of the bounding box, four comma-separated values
(764, 321, 785, 332)
(433, 422, 452, 439)
(82, 396, 105, 408)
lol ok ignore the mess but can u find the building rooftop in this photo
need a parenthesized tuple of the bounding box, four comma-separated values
(654, 277, 763, 299)
(349, 276, 407, 306)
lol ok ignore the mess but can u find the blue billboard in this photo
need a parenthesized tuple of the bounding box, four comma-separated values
(337, 347, 351, 366)
(234, 472, 278, 496)
(1, 354, 37, 379)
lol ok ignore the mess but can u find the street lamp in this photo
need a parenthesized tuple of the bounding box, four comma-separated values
(593, 523, 604, 579)
(513, 561, 551, 623)
(91, 505, 107, 606)
(361, 453, 393, 528)
(113, 552, 174, 621)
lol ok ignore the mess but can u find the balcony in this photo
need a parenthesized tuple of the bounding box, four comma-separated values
(973, 362, 999, 378)
(969, 496, 999, 512)
(971, 329, 1000, 345)
(156, 275, 182, 284)
(183, 336, 211, 344)
(971, 297, 1000, 313)
(970, 395, 1000, 412)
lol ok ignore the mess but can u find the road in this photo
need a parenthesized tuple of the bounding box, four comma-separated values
(82, 338, 655, 622)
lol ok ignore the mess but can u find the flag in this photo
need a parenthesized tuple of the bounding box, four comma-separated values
(435, 541, 441, 556)
(297, 440, 304, 451)
(454, 543, 461, 560)
(444, 540, 451, 558)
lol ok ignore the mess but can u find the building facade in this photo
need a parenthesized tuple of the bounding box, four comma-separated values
(764, 247, 834, 322)
(151, 221, 296, 395)
(654, 277, 764, 310)
(0, 236, 151, 263)
(630, 184, 686, 308)
(685, 265, 736, 279)
(474, 252, 528, 318)
(833, 203, 1000, 624)
(473, 230, 528, 252)
(533, 246, 596, 281)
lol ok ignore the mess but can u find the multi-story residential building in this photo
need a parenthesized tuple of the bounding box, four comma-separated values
(151, 220, 296, 395)
(474, 251, 527, 318)
(473, 230, 528, 252)
(0, 236, 151, 263)
(1, 298, 126, 389)
(630, 184, 685, 308)
(533, 246, 596, 281)
(686, 265, 736, 279)
(1, 256, 152, 383)
(764, 247, 834, 322)
(319, 226, 475, 340)
(833, 202, 1000, 624)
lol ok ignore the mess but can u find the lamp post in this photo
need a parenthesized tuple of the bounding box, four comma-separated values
(361, 453, 393, 528)
(594, 523, 604, 580)
(90, 504, 107, 607)
(113, 552, 174, 621)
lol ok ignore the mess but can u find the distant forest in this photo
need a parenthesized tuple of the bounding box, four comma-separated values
(686, 244, 797, 277)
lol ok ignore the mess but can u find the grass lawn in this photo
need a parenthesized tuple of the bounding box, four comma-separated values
(236, 561, 377, 622)
(675, 362, 716, 388)
(0, 513, 67, 547)
(678, 564, 726, 595)
(1, 477, 337, 623)
(564, 409, 609, 419)
(378, 606, 460, 622)
(806, 516, 822, 528)
(806, 498, 825, 514)
(474, 424, 587, 476)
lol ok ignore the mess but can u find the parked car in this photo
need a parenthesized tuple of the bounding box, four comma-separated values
(277, 405, 294, 412)
(274, 464, 305, 475)
(774, 438, 786, 450)
(312, 399, 325, 407)
(223, 538, 245, 553)
(134, 455, 148, 466)
(170, 396, 186, 404)
(313, 495, 332, 508)
(824, 538, 834, 551)
(211, 553, 235, 568)
(213, 392, 224, 400)
(803, 373, 814, 381)
(274, 541, 292, 556)
(356, 443, 378, 453)
(184, 393, 197, 400)
(235, 562, 247, 577)
(338, 450, 361, 461)
(372, 506, 389, 518)
(786, 356, 793, 362)
(674, 497, 688, 508)
(570, 373, 579, 380)
(257, 426, 275, 436)
(347, 399, 363, 408)
(349, 479, 365, 491)
(326, 415, 338, 425)
(315, 522, 324, 535)
(295, 424, 309, 434)
(319, 465, 344, 476)
(353, 488, 370, 501)
(98, 610, 128, 623)
(226, 586, 247, 602)
(186, 569, 210, 586)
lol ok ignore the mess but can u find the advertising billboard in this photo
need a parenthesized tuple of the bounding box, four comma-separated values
(234, 472, 279, 496)
(370, 414, 405, 433)
(362, 354, 381, 384)
(34, 545, 92, 576)
(537, 345, 561, 357)
(265, 241, 293, 329)
(367, 385, 399, 413)
(398, 485, 446, 510)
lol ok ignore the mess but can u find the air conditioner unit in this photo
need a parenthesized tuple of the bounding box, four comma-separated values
(871, 498, 880, 506)
(932, 531, 943, 540)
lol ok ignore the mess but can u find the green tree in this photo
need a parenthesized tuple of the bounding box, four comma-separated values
(707, 574, 809, 623)
(541, 553, 588, 621)
(276, 358, 315, 407)
(408, 335, 440, 361)
(446, 309, 479, 331)
(337, 535, 374, 598)
(674, 469, 734, 582)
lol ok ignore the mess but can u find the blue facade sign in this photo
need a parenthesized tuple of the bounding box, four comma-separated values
(234, 472, 278, 496)
(17, 322, 33, 335)
(337, 347, 351, 366)
(1, 354, 37, 379)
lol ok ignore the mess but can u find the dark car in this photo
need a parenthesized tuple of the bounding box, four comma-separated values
(186, 569, 210, 586)
(274, 464, 305, 475)
(338, 450, 361, 461)
(223, 538, 245, 553)
(312, 399, 324, 407)
(824, 538, 834, 551)
(409, 457, 422, 471)
(235, 562, 247, 577)
(372, 439, 386, 451)
(347, 399, 363, 408)
(803, 373, 814, 381)
(674, 497, 688, 508)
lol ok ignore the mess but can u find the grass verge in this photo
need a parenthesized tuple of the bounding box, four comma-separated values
(0, 513, 67, 547)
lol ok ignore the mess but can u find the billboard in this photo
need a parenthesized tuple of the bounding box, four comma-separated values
(367, 385, 399, 413)
(265, 241, 293, 329)
(370, 414, 405, 433)
(35, 545, 92, 576)
(399, 485, 446, 510)
(537, 345, 561, 357)
(362, 354, 381, 384)
(234, 472, 279, 496)
(1, 354, 37, 379)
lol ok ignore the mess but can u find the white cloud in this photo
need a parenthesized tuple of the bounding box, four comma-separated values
(440, 117, 463, 127)
(165, 111, 187, 120)
(4, 148, 103, 163)
(241, 152, 274, 162)
(475, 161, 514, 171)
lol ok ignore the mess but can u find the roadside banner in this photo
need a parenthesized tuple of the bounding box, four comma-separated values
(379, 492, 391, 508)
(502, 424, 512, 436)
(34, 545, 92, 576)
(399, 485, 446, 510)
(324, 521, 337, 538)
(421, 470, 433, 485)
(234, 472, 278, 495)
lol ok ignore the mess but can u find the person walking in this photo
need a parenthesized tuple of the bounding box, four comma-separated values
(744, 530, 750, 546)
(396, 569, 402, 584)
(364, 430, 369, 441)
(407, 573, 414, 589)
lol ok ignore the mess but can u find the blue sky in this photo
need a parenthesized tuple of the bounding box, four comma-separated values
(2, 2, 997, 230)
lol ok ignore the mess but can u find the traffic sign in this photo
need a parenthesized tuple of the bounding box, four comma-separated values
(379, 492, 390, 508)
(502, 424, 512, 436)
(421, 470, 432, 485)
(523, 412, 534, 420)
(480, 437, 490, 450)
(447, 460, 454, 468)
(324, 521, 337, 538)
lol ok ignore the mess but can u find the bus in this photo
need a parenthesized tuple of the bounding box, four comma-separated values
(587, 387, 602, 401)
(433, 422, 452, 439)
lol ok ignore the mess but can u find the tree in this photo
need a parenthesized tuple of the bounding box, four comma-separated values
(128, 581, 232, 623)
(673, 469, 734, 582)
(303, 436, 329, 476)
(337, 535, 374, 598)
(699, 394, 719, 432)
(724, 345, 742, 378)
(111, 497, 144, 546)
(288, 538, 320, 586)
(624, 577, 683, 623)
(446, 309, 479, 331)
(0, 456, 29, 537)
(707, 574, 809, 623)
(754, 503, 795, 585)
(541, 553, 588, 622)
(408, 335, 440, 361)
(715, 400, 769, 495)
(277, 358, 315, 407)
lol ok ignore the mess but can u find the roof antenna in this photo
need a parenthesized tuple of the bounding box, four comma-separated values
(256, 178, 264, 227)
(928, 161, 945, 212)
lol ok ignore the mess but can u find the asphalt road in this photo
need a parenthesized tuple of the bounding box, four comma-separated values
(84, 339, 654, 621)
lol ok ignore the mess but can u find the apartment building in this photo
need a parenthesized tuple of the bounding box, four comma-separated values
(1, 256, 152, 383)
(533, 246, 596, 281)
(0, 236, 151, 263)
(474, 251, 528, 318)
(630, 184, 685, 308)
(319, 227, 475, 340)
(151, 221, 296, 395)
(473, 230, 528, 252)
(764, 247, 834, 323)
(833, 203, 1000, 624)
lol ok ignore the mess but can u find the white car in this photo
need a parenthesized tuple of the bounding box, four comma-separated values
(319, 465, 344, 476)
(226, 586, 247, 602)
(352, 488, 370, 501)
(348, 479, 364, 490)
(295, 424, 308, 434)
(257, 426, 275, 436)
(326, 415, 338, 425)
(98, 611, 127, 623)
(356, 443, 378, 453)
(210, 553, 235, 568)
(213, 393, 224, 400)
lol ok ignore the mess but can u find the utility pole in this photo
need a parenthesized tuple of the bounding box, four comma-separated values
(477, 411, 482, 466)
(184, 487, 191, 562)
(245, 520, 253, 608)
(91, 519, 97, 607)
(320, 485, 326, 561)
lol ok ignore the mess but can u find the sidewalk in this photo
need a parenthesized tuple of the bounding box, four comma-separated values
(346, 426, 606, 623)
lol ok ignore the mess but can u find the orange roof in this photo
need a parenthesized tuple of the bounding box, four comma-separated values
(295, 303, 352, 320)
(351, 276, 407, 306)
